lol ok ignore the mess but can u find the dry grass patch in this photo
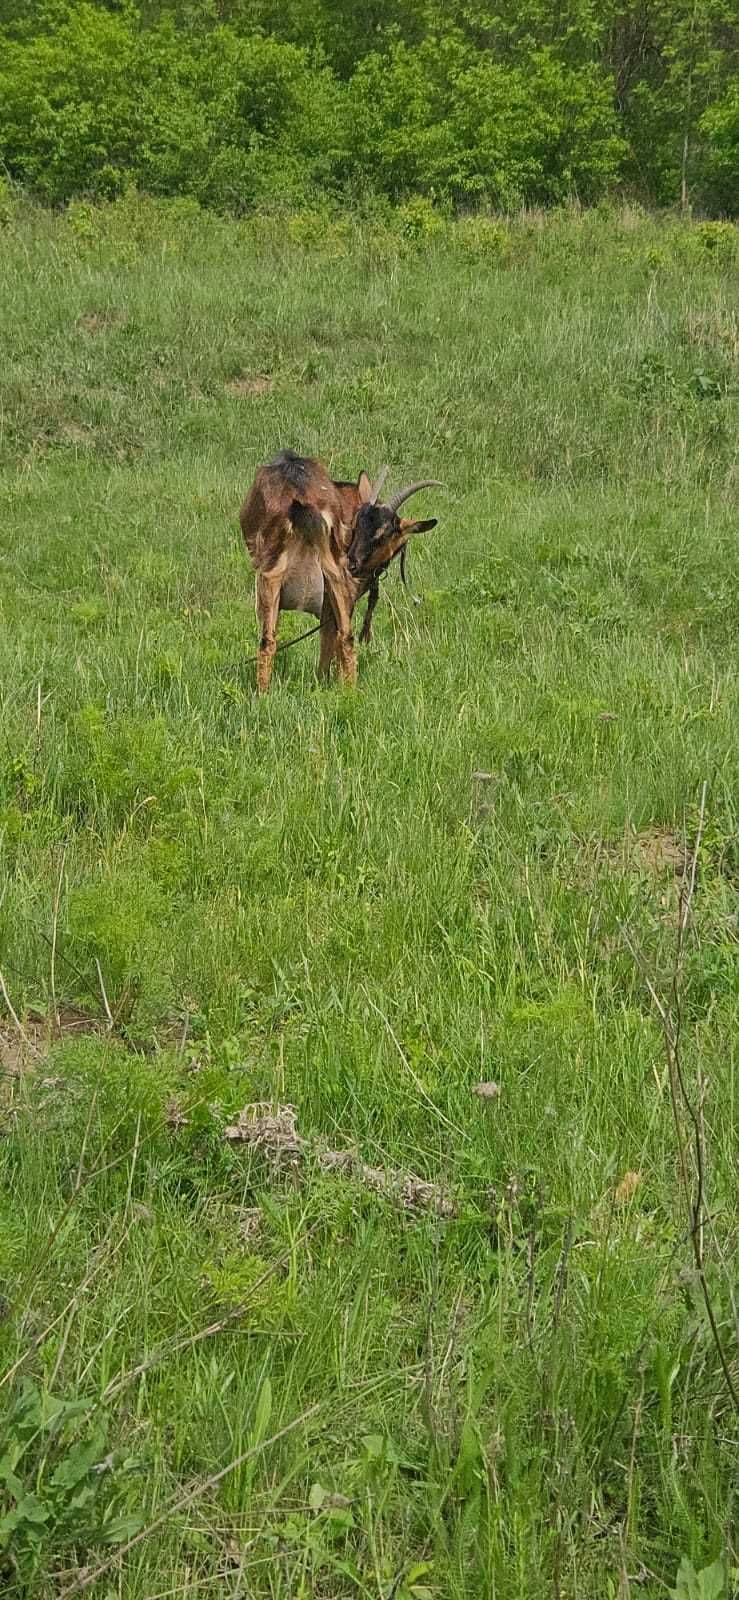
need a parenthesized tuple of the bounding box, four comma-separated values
(225, 374, 272, 397)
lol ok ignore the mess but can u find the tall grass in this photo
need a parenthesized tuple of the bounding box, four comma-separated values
(0, 196, 737, 1598)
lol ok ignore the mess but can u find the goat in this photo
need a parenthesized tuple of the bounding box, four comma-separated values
(240, 450, 440, 692)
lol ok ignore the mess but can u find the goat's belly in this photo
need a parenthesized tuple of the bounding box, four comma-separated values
(279, 563, 323, 618)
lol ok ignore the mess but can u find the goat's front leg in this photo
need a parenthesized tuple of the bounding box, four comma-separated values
(254, 573, 283, 694)
(318, 593, 339, 681)
(359, 578, 380, 645)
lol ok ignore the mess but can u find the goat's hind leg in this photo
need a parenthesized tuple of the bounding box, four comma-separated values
(322, 578, 356, 685)
(255, 571, 284, 693)
(317, 539, 357, 687)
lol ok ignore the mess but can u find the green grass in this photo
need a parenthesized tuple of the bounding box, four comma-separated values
(0, 194, 737, 1598)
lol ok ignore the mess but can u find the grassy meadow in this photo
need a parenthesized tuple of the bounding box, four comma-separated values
(0, 196, 737, 1598)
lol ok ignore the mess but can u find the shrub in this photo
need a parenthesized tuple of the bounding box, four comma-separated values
(700, 83, 739, 215)
(454, 215, 512, 262)
(395, 195, 447, 242)
(691, 221, 737, 265)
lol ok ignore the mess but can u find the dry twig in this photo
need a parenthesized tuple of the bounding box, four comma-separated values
(621, 783, 738, 1414)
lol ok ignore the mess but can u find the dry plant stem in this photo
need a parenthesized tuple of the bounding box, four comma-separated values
(551, 1217, 574, 1334)
(56, 1403, 321, 1599)
(525, 1227, 537, 1361)
(50, 844, 66, 1027)
(49, 1218, 134, 1389)
(95, 957, 115, 1027)
(0, 966, 39, 1055)
(2, 1218, 132, 1393)
(626, 1362, 645, 1545)
(362, 988, 466, 1140)
(622, 782, 739, 1415)
(423, 1230, 441, 1445)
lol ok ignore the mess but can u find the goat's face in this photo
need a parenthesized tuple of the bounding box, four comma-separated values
(347, 502, 437, 594)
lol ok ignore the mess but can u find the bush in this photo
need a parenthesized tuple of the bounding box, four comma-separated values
(0, 0, 734, 214)
(395, 195, 447, 242)
(345, 40, 627, 208)
(691, 221, 737, 265)
(453, 215, 512, 261)
(0, 7, 348, 210)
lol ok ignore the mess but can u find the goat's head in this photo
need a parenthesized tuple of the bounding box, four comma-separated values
(347, 470, 441, 592)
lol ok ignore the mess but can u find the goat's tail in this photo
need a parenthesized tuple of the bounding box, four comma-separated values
(288, 499, 329, 542)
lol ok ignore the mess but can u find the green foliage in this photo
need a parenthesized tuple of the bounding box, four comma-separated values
(343, 39, 627, 206)
(669, 1556, 728, 1600)
(691, 219, 738, 262)
(0, 6, 347, 209)
(0, 1379, 142, 1582)
(200, 1254, 294, 1324)
(0, 0, 735, 211)
(700, 81, 739, 212)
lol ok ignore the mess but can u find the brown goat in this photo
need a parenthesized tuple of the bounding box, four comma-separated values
(240, 450, 440, 692)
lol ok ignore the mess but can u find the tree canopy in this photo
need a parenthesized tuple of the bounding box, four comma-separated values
(0, 0, 736, 211)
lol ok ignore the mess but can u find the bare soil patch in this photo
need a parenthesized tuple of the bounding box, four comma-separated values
(60, 421, 95, 447)
(225, 374, 272, 397)
(1, 1006, 103, 1082)
(578, 826, 688, 882)
(77, 310, 125, 335)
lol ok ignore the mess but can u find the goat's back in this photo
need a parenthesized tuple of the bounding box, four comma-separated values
(240, 451, 343, 562)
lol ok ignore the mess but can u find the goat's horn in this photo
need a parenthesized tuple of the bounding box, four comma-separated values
(369, 466, 390, 504)
(386, 479, 443, 515)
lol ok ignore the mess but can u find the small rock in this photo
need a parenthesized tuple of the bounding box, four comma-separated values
(472, 1080, 501, 1100)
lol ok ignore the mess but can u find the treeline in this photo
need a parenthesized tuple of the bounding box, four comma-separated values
(0, 0, 736, 214)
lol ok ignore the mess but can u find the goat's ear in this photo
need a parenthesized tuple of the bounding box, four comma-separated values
(357, 471, 373, 503)
(399, 517, 438, 536)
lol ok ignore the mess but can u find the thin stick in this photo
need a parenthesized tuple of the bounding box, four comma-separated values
(56, 1403, 321, 1599)
(625, 1362, 645, 1545)
(422, 1229, 441, 1444)
(2, 1219, 131, 1394)
(50, 844, 67, 1028)
(49, 1219, 133, 1390)
(125, 1112, 143, 1214)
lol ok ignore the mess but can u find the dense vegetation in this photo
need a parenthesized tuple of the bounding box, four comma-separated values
(0, 0, 737, 214)
(0, 194, 737, 1596)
